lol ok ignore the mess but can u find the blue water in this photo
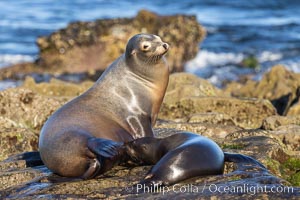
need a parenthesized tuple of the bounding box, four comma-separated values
(1, 0, 300, 87)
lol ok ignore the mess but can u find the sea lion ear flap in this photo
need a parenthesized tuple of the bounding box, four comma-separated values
(87, 138, 123, 159)
(131, 49, 137, 55)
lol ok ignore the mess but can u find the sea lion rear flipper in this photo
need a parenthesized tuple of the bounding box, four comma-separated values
(87, 138, 123, 158)
(224, 152, 266, 169)
(4, 151, 44, 167)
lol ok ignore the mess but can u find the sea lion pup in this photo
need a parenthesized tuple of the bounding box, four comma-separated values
(124, 132, 266, 186)
(38, 33, 170, 179)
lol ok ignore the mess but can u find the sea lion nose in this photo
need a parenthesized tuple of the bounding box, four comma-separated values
(163, 43, 169, 50)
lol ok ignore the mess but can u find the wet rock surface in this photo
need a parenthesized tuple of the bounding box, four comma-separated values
(1, 69, 300, 199)
(0, 10, 205, 83)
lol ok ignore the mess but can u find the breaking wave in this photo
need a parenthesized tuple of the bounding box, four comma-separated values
(185, 50, 285, 87)
(0, 54, 35, 68)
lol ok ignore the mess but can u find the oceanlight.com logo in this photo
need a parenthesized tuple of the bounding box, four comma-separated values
(125, 183, 294, 195)
(207, 184, 294, 195)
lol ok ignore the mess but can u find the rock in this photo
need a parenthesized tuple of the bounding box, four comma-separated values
(160, 96, 276, 129)
(0, 10, 205, 82)
(0, 87, 67, 131)
(154, 121, 241, 140)
(0, 77, 96, 161)
(166, 73, 226, 96)
(0, 78, 93, 160)
(0, 86, 69, 160)
(270, 125, 300, 151)
(0, 126, 38, 161)
(224, 130, 289, 165)
(262, 115, 300, 131)
(188, 113, 237, 126)
(164, 72, 228, 105)
(223, 128, 300, 186)
(288, 99, 300, 116)
(160, 73, 276, 129)
(225, 65, 300, 115)
(0, 63, 43, 81)
(0, 70, 300, 198)
(22, 76, 93, 97)
(38, 10, 205, 73)
(0, 128, 299, 199)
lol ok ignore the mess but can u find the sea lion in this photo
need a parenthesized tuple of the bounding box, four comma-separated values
(124, 132, 266, 186)
(38, 33, 170, 178)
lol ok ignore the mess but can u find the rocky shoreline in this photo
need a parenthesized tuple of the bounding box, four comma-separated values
(0, 69, 300, 199)
(0, 10, 205, 84)
(0, 10, 300, 199)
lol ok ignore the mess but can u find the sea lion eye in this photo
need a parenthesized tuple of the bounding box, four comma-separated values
(141, 41, 151, 51)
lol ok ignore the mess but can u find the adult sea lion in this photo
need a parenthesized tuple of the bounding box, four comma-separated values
(38, 33, 170, 178)
(124, 132, 266, 186)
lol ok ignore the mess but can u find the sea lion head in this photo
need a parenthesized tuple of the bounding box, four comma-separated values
(125, 33, 169, 66)
(125, 137, 159, 165)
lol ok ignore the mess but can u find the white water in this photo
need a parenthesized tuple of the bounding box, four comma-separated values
(185, 50, 288, 86)
(0, 54, 35, 68)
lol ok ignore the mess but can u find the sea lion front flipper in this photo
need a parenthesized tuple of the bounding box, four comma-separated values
(81, 158, 101, 179)
(87, 138, 123, 159)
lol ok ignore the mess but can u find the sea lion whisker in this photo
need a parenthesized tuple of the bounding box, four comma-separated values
(145, 56, 152, 65)
(155, 55, 161, 62)
(148, 56, 155, 64)
(147, 55, 155, 64)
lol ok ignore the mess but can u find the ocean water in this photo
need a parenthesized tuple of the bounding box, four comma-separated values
(1, 0, 300, 88)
